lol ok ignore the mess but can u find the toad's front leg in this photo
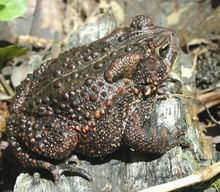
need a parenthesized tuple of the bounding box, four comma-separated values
(123, 98, 190, 154)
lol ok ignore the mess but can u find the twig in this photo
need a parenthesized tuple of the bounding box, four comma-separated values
(169, 93, 220, 126)
(139, 161, 220, 192)
(0, 75, 14, 98)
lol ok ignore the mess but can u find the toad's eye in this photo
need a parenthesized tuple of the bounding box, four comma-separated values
(158, 43, 170, 57)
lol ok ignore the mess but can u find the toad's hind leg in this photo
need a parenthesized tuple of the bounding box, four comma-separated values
(7, 115, 91, 182)
(124, 122, 189, 154)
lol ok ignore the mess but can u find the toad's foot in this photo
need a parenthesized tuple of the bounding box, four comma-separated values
(177, 135, 192, 149)
(51, 163, 92, 183)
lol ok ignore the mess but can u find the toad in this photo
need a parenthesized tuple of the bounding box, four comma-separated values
(7, 15, 188, 182)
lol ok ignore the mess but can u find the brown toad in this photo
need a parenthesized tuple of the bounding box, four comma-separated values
(7, 15, 187, 182)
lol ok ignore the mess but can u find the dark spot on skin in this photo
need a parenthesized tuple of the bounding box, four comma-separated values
(80, 91, 87, 97)
(54, 81, 62, 88)
(89, 95, 97, 102)
(84, 55, 92, 62)
(69, 114, 76, 120)
(76, 60, 81, 65)
(98, 81, 104, 87)
(27, 120, 33, 126)
(102, 47, 109, 52)
(84, 78, 93, 87)
(75, 126, 81, 132)
(60, 103, 66, 109)
(84, 112, 91, 120)
(42, 97, 50, 104)
(132, 88, 140, 96)
(66, 77, 71, 83)
(82, 125, 89, 133)
(100, 109, 105, 115)
(110, 52, 116, 57)
(79, 74, 84, 79)
(38, 106, 45, 112)
(86, 48, 91, 53)
(93, 62, 103, 69)
(124, 79, 131, 84)
(91, 85, 97, 92)
(92, 52, 100, 59)
(69, 91, 76, 97)
(95, 111, 101, 119)
(54, 70, 62, 77)
(116, 86, 125, 94)
(74, 51, 80, 56)
(76, 89, 81, 94)
(73, 73, 79, 79)
(52, 98, 58, 104)
(118, 34, 128, 42)
(125, 47, 132, 52)
(63, 92, 69, 100)
(88, 121, 95, 127)
(67, 63, 75, 70)
(77, 115, 83, 121)
(105, 100, 113, 107)
(65, 57, 70, 62)
(71, 101, 79, 108)
(45, 108, 54, 115)
(30, 138, 35, 143)
(36, 98, 42, 104)
(100, 91, 107, 97)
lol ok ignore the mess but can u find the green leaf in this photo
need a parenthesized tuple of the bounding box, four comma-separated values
(0, 0, 27, 21)
(0, 45, 28, 67)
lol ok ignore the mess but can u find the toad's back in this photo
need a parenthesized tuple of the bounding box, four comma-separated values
(10, 26, 151, 116)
